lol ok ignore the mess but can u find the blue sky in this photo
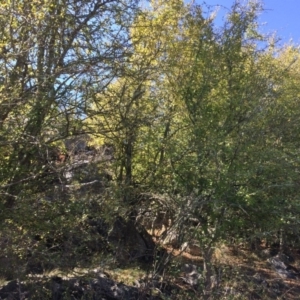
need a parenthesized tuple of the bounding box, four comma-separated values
(195, 0, 300, 45)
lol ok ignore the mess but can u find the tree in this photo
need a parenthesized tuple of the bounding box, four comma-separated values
(0, 0, 140, 280)
(2, 0, 300, 296)
(107, 0, 300, 295)
(175, 2, 300, 283)
(0, 0, 138, 202)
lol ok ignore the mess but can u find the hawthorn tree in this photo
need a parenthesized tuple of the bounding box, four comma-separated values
(0, 0, 138, 201)
(87, 0, 300, 294)
(0, 0, 139, 279)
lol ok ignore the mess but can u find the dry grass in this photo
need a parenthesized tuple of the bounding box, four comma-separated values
(108, 266, 146, 286)
(3, 223, 300, 300)
(147, 232, 300, 299)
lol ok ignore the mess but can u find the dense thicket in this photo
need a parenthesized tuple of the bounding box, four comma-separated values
(1, 0, 300, 297)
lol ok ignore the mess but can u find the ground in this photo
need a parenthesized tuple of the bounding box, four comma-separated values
(1, 217, 300, 300)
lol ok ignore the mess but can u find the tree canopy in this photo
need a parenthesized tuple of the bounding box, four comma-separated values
(1, 0, 300, 298)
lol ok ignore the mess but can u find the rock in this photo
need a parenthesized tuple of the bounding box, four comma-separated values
(181, 263, 202, 286)
(0, 275, 161, 300)
(269, 255, 300, 279)
(260, 248, 295, 263)
(108, 216, 155, 263)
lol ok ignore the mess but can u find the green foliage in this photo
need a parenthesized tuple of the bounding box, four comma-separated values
(1, 0, 300, 297)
